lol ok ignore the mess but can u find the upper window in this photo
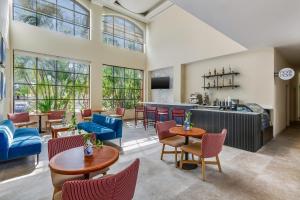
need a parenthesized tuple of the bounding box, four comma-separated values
(102, 15, 144, 53)
(13, 0, 90, 39)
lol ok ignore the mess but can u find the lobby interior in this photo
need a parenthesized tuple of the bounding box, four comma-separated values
(1, 0, 300, 200)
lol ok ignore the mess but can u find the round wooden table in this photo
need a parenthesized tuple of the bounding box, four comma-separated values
(49, 145, 119, 178)
(169, 126, 206, 170)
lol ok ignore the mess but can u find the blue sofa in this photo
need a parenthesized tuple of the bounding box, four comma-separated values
(77, 114, 123, 146)
(0, 120, 42, 163)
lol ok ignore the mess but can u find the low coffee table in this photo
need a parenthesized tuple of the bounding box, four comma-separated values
(57, 129, 88, 138)
(51, 124, 71, 139)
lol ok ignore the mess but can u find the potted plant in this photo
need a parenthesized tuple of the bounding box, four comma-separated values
(83, 133, 104, 157)
(184, 111, 192, 131)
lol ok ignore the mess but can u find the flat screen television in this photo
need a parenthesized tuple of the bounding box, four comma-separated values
(151, 77, 170, 89)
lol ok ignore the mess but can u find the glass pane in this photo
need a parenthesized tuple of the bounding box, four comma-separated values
(102, 100, 113, 110)
(74, 74, 89, 86)
(14, 7, 37, 25)
(134, 79, 142, 89)
(57, 20, 74, 35)
(103, 66, 113, 76)
(135, 70, 143, 79)
(125, 100, 134, 109)
(114, 100, 123, 108)
(134, 90, 142, 101)
(125, 33, 135, 41)
(57, 86, 74, 99)
(103, 87, 113, 99)
(113, 67, 124, 78)
(56, 71, 74, 86)
(14, 0, 36, 10)
(14, 55, 36, 69)
(75, 13, 89, 27)
(74, 63, 89, 74)
(103, 76, 113, 88)
(114, 78, 124, 88)
(37, 57, 56, 70)
(75, 99, 89, 112)
(37, 69, 56, 85)
(37, 0, 56, 16)
(103, 23, 113, 34)
(113, 37, 124, 48)
(103, 33, 113, 45)
(37, 14, 56, 30)
(125, 79, 134, 89)
(14, 100, 36, 113)
(57, 0, 74, 9)
(56, 99, 73, 110)
(103, 15, 113, 24)
(135, 43, 143, 52)
(124, 89, 133, 99)
(57, 59, 73, 72)
(14, 84, 36, 100)
(57, 6, 74, 23)
(14, 68, 36, 84)
(75, 87, 89, 99)
(75, 26, 89, 39)
(114, 89, 124, 99)
(114, 17, 124, 28)
(125, 68, 134, 78)
(125, 20, 135, 33)
(125, 40, 135, 51)
(37, 84, 55, 99)
(114, 27, 124, 38)
(75, 4, 88, 15)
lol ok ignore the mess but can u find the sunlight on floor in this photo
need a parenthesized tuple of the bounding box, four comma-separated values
(122, 136, 159, 152)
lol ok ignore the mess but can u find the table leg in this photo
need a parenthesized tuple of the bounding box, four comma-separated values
(179, 136, 198, 170)
(38, 116, 42, 133)
(84, 173, 90, 179)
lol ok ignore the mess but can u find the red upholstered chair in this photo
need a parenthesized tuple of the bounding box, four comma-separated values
(135, 105, 146, 129)
(180, 129, 227, 181)
(80, 109, 92, 121)
(7, 112, 37, 128)
(110, 107, 125, 119)
(54, 159, 140, 200)
(156, 120, 185, 167)
(145, 106, 157, 129)
(46, 110, 65, 132)
(171, 108, 185, 125)
(156, 107, 169, 123)
(48, 135, 108, 199)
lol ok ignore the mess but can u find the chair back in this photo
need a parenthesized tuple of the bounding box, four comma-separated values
(172, 108, 185, 116)
(81, 109, 92, 118)
(156, 120, 176, 140)
(48, 135, 84, 160)
(201, 129, 227, 158)
(0, 120, 16, 160)
(61, 159, 140, 200)
(135, 105, 144, 112)
(7, 112, 30, 123)
(116, 107, 125, 117)
(48, 110, 65, 120)
(157, 107, 168, 113)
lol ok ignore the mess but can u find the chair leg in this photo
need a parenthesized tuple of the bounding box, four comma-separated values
(36, 154, 39, 165)
(160, 144, 165, 160)
(192, 154, 195, 161)
(201, 158, 206, 181)
(175, 147, 178, 168)
(180, 150, 184, 169)
(119, 138, 122, 147)
(216, 155, 222, 172)
(52, 187, 60, 200)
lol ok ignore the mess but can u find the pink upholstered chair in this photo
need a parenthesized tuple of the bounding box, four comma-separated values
(156, 120, 185, 167)
(80, 109, 92, 121)
(110, 107, 125, 119)
(48, 135, 107, 199)
(7, 112, 37, 128)
(180, 129, 227, 180)
(54, 159, 140, 200)
(46, 110, 65, 132)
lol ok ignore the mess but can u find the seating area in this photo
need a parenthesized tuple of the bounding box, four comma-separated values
(1, 0, 300, 200)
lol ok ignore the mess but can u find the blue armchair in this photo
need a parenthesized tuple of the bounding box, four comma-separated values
(77, 114, 123, 146)
(0, 120, 42, 163)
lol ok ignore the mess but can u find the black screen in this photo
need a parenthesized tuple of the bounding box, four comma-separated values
(151, 77, 170, 89)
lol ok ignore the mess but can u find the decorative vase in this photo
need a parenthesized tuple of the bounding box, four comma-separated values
(184, 121, 191, 131)
(84, 139, 93, 157)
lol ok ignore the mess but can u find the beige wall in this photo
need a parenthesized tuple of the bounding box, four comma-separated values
(184, 48, 275, 107)
(7, 0, 147, 119)
(146, 5, 246, 102)
(0, 0, 9, 120)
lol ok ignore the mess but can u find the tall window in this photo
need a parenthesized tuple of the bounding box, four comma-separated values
(13, 53, 90, 113)
(102, 15, 144, 52)
(13, 0, 90, 39)
(102, 65, 143, 109)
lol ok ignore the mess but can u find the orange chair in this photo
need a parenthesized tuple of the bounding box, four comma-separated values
(80, 109, 92, 121)
(109, 107, 125, 119)
(7, 112, 37, 128)
(180, 129, 227, 180)
(156, 120, 185, 167)
(45, 110, 65, 132)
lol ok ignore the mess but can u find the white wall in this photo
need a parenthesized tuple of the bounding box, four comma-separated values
(8, 0, 147, 119)
(0, 0, 9, 121)
(184, 48, 275, 107)
(146, 5, 246, 102)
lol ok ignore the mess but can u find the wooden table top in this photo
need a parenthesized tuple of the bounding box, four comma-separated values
(92, 109, 107, 113)
(49, 146, 119, 175)
(169, 127, 206, 137)
(29, 112, 50, 116)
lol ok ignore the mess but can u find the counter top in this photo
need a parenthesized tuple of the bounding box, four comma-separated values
(191, 108, 260, 115)
(142, 102, 199, 107)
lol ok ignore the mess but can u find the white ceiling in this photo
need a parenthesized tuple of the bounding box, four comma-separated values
(117, 0, 165, 14)
(171, 0, 300, 66)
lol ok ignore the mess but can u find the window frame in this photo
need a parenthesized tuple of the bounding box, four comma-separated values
(102, 64, 144, 110)
(13, 52, 91, 113)
(102, 15, 144, 53)
(13, 0, 90, 39)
